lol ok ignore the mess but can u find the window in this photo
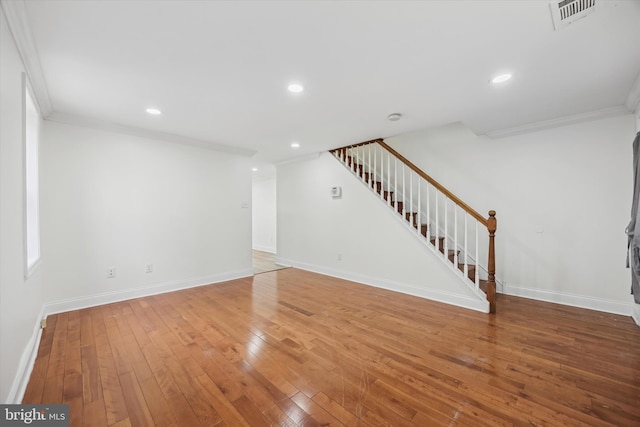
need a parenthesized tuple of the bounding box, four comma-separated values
(24, 73, 41, 277)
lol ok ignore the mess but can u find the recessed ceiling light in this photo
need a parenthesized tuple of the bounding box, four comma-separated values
(387, 113, 402, 122)
(146, 107, 162, 115)
(287, 83, 304, 93)
(291, 142, 300, 148)
(252, 167, 258, 172)
(491, 73, 512, 84)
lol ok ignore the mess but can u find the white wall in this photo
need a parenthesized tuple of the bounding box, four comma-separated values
(40, 120, 253, 311)
(0, 8, 46, 403)
(386, 115, 636, 315)
(277, 153, 489, 312)
(252, 177, 277, 253)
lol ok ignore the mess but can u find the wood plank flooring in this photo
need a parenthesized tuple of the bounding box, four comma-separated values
(253, 250, 288, 275)
(23, 268, 640, 426)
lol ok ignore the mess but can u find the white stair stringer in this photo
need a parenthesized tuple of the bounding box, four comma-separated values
(332, 146, 492, 309)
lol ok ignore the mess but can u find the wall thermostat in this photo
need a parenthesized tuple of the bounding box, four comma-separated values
(331, 186, 342, 198)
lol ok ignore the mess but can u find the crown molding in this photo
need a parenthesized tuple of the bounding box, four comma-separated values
(46, 111, 257, 157)
(626, 72, 640, 113)
(484, 105, 630, 139)
(1, 0, 52, 117)
(274, 152, 321, 167)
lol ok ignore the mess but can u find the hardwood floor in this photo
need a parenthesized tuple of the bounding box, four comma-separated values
(23, 268, 640, 426)
(253, 250, 288, 275)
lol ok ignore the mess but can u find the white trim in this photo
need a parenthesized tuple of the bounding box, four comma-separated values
(484, 105, 630, 139)
(22, 73, 41, 279)
(337, 151, 493, 301)
(274, 152, 321, 167)
(276, 258, 490, 313)
(503, 284, 633, 317)
(5, 305, 45, 404)
(626, 72, 640, 113)
(252, 245, 276, 254)
(45, 112, 256, 157)
(42, 269, 253, 316)
(632, 303, 640, 327)
(8, 269, 252, 403)
(0, 0, 52, 116)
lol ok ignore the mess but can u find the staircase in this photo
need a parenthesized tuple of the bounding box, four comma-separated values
(330, 139, 497, 313)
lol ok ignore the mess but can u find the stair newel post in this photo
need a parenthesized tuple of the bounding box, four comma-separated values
(487, 210, 497, 314)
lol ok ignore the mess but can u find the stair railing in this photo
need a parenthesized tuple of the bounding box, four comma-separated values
(330, 139, 497, 313)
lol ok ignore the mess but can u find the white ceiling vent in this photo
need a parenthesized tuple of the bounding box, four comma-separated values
(550, 0, 596, 30)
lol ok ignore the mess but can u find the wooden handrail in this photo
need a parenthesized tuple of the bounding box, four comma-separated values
(331, 138, 498, 314)
(333, 139, 488, 226)
(378, 140, 488, 226)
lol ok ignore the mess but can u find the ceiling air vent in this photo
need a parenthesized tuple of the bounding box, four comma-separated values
(550, 0, 596, 30)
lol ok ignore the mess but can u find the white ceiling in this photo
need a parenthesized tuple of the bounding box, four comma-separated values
(6, 0, 640, 179)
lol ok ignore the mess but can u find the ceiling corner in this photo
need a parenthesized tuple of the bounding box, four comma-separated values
(1, 0, 53, 117)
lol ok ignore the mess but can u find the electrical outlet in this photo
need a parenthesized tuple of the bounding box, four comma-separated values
(107, 267, 116, 278)
(146, 263, 154, 273)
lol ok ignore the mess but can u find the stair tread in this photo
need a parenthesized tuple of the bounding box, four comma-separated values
(337, 147, 495, 311)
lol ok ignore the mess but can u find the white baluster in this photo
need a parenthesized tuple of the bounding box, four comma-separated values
(387, 148, 391, 205)
(402, 165, 406, 216)
(360, 146, 365, 182)
(454, 206, 458, 267)
(374, 145, 377, 192)
(379, 147, 384, 200)
(409, 172, 413, 226)
(417, 179, 421, 235)
(394, 157, 398, 212)
(464, 213, 469, 280)
(426, 184, 431, 240)
(435, 190, 439, 250)
(475, 221, 480, 288)
(367, 145, 371, 184)
(444, 198, 448, 259)
(353, 146, 357, 175)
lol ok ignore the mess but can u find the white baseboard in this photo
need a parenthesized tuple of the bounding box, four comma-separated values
(5, 305, 45, 404)
(632, 303, 640, 326)
(43, 269, 254, 316)
(276, 258, 489, 313)
(10, 269, 253, 404)
(252, 245, 276, 253)
(503, 284, 634, 317)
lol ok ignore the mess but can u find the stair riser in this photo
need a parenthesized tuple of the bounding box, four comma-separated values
(334, 144, 492, 311)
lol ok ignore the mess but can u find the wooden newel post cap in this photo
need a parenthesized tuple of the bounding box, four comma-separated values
(487, 210, 497, 232)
